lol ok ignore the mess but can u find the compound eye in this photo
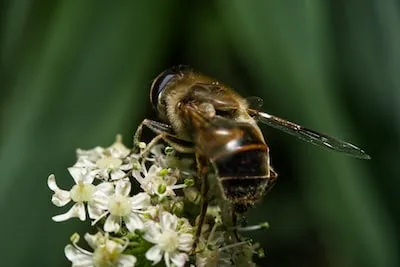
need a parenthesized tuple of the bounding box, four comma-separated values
(150, 65, 190, 110)
(150, 69, 177, 110)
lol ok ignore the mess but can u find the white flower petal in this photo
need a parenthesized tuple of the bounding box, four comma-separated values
(91, 198, 108, 211)
(82, 173, 95, 184)
(164, 252, 171, 267)
(91, 182, 114, 210)
(89, 169, 103, 180)
(115, 179, 131, 196)
(150, 144, 163, 157)
(178, 234, 193, 251)
(130, 193, 150, 210)
(48, 174, 71, 207)
(146, 165, 162, 179)
(91, 211, 109, 227)
(76, 146, 104, 161)
(179, 233, 194, 243)
(74, 157, 97, 168)
(52, 203, 86, 222)
(103, 239, 122, 253)
(107, 139, 129, 157)
(143, 221, 161, 244)
(67, 167, 95, 184)
(108, 139, 131, 158)
(87, 202, 105, 219)
(124, 213, 144, 232)
(94, 169, 109, 181)
(75, 202, 86, 221)
(104, 215, 121, 233)
(160, 212, 177, 231)
(64, 245, 93, 267)
(52, 211, 73, 222)
(47, 174, 60, 191)
(51, 191, 71, 207)
(145, 205, 160, 218)
(95, 182, 115, 196)
(118, 255, 137, 267)
(131, 169, 144, 183)
(96, 156, 122, 170)
(68, 167, 85, 183)
(145, 245, 163, 265)
(120, 162, 133, 171)
(170, 251, 189, 267)
(84, 232, 105, 250)
(111, 169, 126, 180)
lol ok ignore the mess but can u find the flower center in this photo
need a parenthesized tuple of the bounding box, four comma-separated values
(96, 156, 122, 170)
(108, 195, 131, 217)
(92, 242, 119, 267)
(158, 229, 179, 253)
(70, 183, 96, 202)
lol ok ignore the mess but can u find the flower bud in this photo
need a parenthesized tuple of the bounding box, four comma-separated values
(184, 187, 201, 205)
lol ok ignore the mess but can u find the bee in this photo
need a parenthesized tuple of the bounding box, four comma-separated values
(135, 66, 370, 249)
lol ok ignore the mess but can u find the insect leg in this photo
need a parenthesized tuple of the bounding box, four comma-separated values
(133, 119, 174, 147)
(133, 119, 195, 153)
(191, 154, 209, 253)
(265, 167, 278, 195)
(232, 210, 241, 242)
(139, 133, 165, 159)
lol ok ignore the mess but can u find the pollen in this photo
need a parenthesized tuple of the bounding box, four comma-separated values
(96, 156, 122, 169)
(92, 242, 120, 266)
(158, 229, 179, 253)
(70, 183, 96, 202)
(108, 195, 132, 217)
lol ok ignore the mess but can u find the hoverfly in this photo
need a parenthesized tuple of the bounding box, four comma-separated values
(135, 66, 370, 250)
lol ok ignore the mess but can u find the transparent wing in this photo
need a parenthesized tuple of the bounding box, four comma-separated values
(245, 96, 264, 109)
(249, 109, 370, 159)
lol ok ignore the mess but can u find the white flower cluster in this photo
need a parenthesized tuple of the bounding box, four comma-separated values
(48, 135, 264, 267)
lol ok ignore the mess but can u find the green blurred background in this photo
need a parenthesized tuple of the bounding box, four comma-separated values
(1, 1, 399, 266)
